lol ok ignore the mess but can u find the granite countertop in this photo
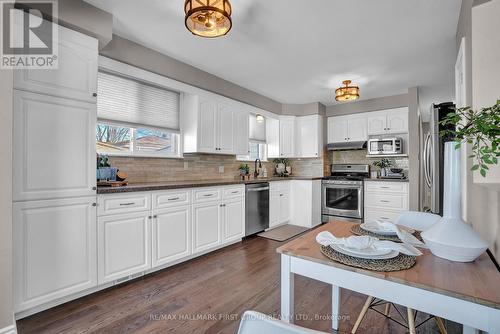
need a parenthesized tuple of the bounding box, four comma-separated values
(97, 176, 323, 194)
(364, 177, 409, 182)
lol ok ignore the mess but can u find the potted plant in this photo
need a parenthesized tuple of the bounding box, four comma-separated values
(273, 158, 290, 176)
(96, 155, 117, 181)
(372, 158, 393, 177)
(439, 100, 499, 177)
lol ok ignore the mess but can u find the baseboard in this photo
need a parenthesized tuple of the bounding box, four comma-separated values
(0, 324, 17, 334)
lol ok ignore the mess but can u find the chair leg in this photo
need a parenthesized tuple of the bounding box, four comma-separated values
(435, 317, 447, 334)
(407, 308, 416, 334)
(351, 296, 374, 334)
(384, 303, 391, 317)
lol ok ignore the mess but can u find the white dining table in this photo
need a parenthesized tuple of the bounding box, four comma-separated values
(277, 221, 500, 334)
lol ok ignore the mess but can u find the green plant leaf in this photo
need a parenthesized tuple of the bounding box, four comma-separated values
(471, 164, 480, 171)
(480, 169, 486, 177)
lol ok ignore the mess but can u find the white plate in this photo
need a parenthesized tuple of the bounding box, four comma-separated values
(330, 244, 399, 260)
(360, 223, 398, 236)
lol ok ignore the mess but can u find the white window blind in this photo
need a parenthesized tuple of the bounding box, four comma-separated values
(249, 114, 266, 142)
(97, 71, 180, 132)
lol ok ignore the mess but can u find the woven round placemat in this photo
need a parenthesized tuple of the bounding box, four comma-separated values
(320, 245, 416, 272)
(350, 224, 423, 243)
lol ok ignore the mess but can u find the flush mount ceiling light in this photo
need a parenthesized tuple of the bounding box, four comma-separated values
(184, 0, 232, 38)
(256, 114, 265, 123)
(335, 80, 360, 102)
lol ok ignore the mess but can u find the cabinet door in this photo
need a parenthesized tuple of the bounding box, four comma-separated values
(14, 24, 98, 103)
(386, 108, 408, 134)
(222, 198, 245, 243)
(98, 212, 151, 284)
(279, 190, 291, 223)
(367, 113, 387, 135)
(269, 191, 281, 228)
(328, 117, 348, 143)
(13, 91, 97, 201)
(233, 109, 249, 155)
(279, 118, 295, 157)
(192, 202, 222, 254)
(152, 206, 191, 268)
(218, 103, 235, 154)
(296, 116, 319, 157)
(198, 99, 218, 153)
(347, 117, 367, 142)
(13, 197, 97, 312)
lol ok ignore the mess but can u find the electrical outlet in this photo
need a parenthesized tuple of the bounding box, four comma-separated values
(219, 165, 224, 173)
(184, 162, 189, 170)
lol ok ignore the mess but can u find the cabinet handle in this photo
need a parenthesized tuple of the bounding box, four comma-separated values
(203, 194, 214, 197)
(119, 202, 136, 206)
(380, 186, 390, 189)
(92, 203, 97, 207)
(168, 197, 180, 201)
(380, 200, 390, 203)
(380, 217, 390, 220)
(148, 216, 152, 219)
(279, 194, 283, 197)
(92, 186, 97, 191)
(153, 215, 157, 219)
(92, 93, 97, 97)
(231, 191, 239, 194)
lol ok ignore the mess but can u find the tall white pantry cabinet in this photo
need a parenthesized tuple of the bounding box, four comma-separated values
(12, 25, 99, 314)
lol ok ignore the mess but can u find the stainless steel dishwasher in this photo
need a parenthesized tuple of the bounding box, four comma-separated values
(245, 182, 269, 236)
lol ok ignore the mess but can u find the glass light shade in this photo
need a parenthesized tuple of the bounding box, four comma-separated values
(335, 80, 360, 102)
(256, 114, 265, 123)
(184, 0, 232, 38)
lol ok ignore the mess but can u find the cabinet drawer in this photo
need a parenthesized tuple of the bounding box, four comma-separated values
(222, 186, 245, 200)
(364, 208, 402, 224)
(153, 190, 191, 209)
(365, 181, 408, 193)
(270, 181, 290, 193)
(98, 193, 151, 216)
(365, 193, 408, 210)
(193, 188, 222, 203)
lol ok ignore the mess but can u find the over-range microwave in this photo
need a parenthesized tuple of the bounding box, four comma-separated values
(367, 137, 403, 155)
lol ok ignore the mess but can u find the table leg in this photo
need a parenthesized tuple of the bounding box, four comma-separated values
(281, 254, 294, 323)
(332, 285, 340, 331)
(462, 326, 480, 334)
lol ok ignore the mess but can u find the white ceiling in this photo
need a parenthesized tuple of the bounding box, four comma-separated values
(85, 0, 461, 106)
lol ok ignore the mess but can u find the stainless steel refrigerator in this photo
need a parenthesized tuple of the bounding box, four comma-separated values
(420, 102, 455, 215)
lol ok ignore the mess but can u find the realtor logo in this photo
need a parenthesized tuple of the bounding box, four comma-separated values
(1, 0, 58, 69)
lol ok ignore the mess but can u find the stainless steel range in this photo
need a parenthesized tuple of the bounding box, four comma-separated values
(321, 164, 370, 222)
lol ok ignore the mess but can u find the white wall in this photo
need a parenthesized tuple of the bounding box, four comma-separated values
(0, 70, 14, 331)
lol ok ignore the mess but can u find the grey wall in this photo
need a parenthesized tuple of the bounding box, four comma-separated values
(0, 70, 13, 331)
(282, 102, 326, 116)
(100, 35, 283, 114)
(326, 93, 408, 117)
(407, 87, 420, 210)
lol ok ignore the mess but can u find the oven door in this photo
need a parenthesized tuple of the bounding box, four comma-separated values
(322, 183, 363, 219)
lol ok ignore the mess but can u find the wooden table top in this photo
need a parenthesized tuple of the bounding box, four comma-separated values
(277, 221, 500, 309)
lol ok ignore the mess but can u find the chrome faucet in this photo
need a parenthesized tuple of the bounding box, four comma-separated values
(254, 159, 262, 178)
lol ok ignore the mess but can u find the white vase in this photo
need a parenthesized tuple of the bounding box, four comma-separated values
(421, 142, 488, 262)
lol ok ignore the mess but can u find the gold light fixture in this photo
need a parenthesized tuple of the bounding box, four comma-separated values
(335, 80, 360, 102)
(184, 0, 232, 38)
(256, 114, 265, 123)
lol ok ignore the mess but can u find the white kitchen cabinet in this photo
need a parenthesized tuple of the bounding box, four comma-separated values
(367, 107, 408, 135)
(182, 94, 249, 155)
(152, 206, 191, 267)
(327, 115, 367, 144)
(222, 198, 245, 243)
(364, 181, 409, 224)
(98, 212, 151, 284)
(13, 90, 97, 201)
(295, 115, 323, 158)
(13, 197, 97, 312)
(14, 24, 98, 103)
(290, 180, 322, 228)
(192, 201, 222, 254)
(279, 116, 295, 158)
(269, 181, 291, 227)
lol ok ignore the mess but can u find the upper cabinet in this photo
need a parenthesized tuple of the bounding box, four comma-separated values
(367, 107, 408, 135)
(182, 94, 249, 155)
(295, 115, 323, 158)
(14, 25, 98, 103)
(327, 115, 367, 144)
(279, 116, 295, 158)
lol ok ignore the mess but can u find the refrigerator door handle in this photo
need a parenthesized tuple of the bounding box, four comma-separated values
(423, 133, 432, 188)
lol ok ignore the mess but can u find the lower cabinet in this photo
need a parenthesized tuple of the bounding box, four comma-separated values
(222, 198, 245, 243)
(13, 197, 97, 312)
(269, 181, 291, 228)
(269, 191, 280, 228)
(192, 201, 222, 254)
(364, 181, 409, 224)
(152, 206, 191, 268)
(98, 212, 151, 284)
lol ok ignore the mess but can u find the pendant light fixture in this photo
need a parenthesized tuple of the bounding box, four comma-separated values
(184, 0, 232, 38)
(256, 114, 265, 123)
(335, 80, 360, 102)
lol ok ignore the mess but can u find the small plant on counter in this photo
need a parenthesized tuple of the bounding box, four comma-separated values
(239, 163, 250, 175)
(439, 100, 500, 177)
(97, 155, 111, 168)
(372, 158, 393, 170)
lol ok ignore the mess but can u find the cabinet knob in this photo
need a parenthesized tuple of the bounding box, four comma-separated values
(92, 203, 97, 207)
(153, 215, 157, 219)
(148, 216, 152, 219)
(92, 93, 97, 97)
(92, 186, 97, 191)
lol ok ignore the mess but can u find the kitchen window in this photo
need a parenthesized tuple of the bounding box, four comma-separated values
(238, 113, 267, 161)
(238, 141, 267, 161)
(96, 70, 181, 157)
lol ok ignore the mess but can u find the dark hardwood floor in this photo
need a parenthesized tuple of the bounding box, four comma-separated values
(17, 236, 460, 334)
